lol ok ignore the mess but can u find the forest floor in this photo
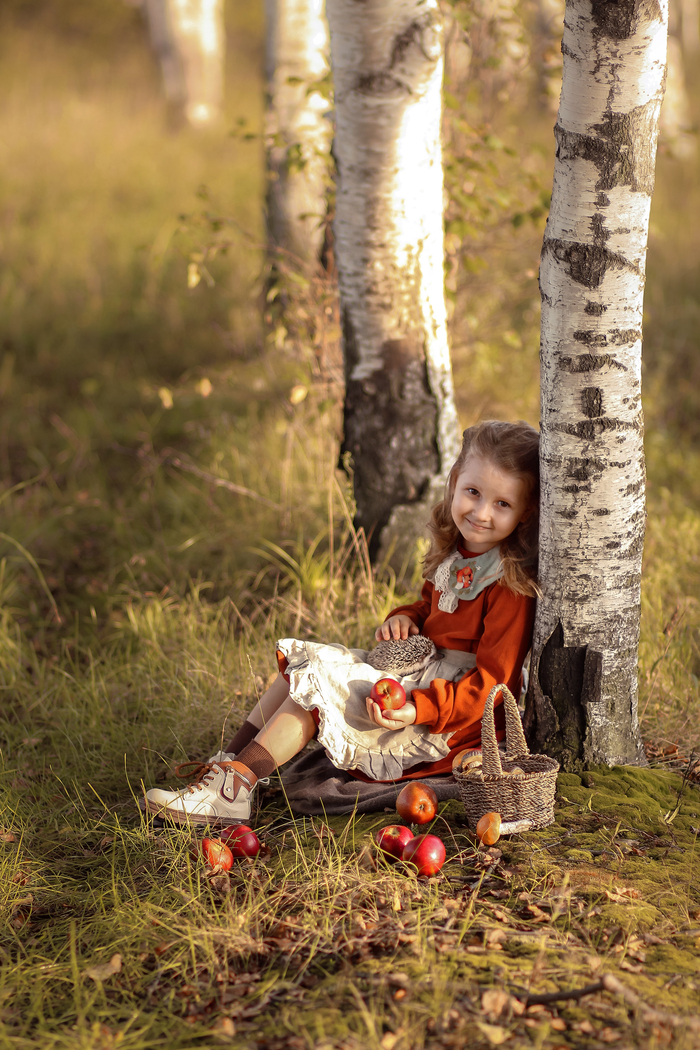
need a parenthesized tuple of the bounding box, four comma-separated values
(1, 3, 700, 1048)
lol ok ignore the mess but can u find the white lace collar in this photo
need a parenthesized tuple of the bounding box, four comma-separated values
(428, 546, 503, 613)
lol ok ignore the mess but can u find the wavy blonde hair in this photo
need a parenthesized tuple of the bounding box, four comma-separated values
(424, 420, 540, 597)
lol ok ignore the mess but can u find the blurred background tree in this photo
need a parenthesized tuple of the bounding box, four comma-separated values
(141, 0, 226, 128)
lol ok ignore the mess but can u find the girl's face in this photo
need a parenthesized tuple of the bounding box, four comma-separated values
(451, 453, 531, 554)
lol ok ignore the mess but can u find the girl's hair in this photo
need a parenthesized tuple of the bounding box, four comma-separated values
(424, 420, 540, 597)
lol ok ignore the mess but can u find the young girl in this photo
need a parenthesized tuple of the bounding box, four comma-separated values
(144, 420, 540, 826)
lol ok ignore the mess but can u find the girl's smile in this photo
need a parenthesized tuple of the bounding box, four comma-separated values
(451, 454, 530, 553)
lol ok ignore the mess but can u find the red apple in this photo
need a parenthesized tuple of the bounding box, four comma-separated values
(201, 837, 233, 872)
(402, 833, 446, 877)
(370, 678, 406, 712)
(396, 782, 438, 825)
(376, 824, 414, 861)
(221, 824, 261, 858)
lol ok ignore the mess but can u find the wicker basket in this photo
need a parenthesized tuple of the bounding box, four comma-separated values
(454, 683, 559, 832)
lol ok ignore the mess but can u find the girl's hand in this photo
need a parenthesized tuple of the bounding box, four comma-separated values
(365, 697, 417, 730)
(375, 615, 419, 641)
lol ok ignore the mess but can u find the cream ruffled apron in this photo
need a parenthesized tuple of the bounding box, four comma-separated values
(277, 639, 476, 781)
(278, 546, 504, 782)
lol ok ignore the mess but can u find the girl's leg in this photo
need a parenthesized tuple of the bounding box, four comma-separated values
(251, 695, 316, 766)
(223, 673, 290, 753)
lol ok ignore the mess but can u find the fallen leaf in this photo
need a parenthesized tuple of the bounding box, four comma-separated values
(599, 1027, 621, 1043)
(476, 1022, 510, 1045)
(211, 1017, 236, 1041)
(605, 886, 640, 903)
(574, 1020, 595, 1034)
(484, 928, 507, 949)
(619, 960, 644, 973)
(0, 832, 17, 843)
(521, 903, 549, 922)
(380, 1034, 398, 1050)
(84, 954, 122, 982)
(481, 989, 511, 1019)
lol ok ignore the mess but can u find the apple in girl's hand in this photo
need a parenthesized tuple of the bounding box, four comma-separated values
(221, 824, 261, 858)
(201, 837, 234, 872)
(476, 811, 501, 846)
(370, 678, 406, 712)
(396, 782, 438, 824)
(402, 833, 446, 877)
(376, 824, 414, 860)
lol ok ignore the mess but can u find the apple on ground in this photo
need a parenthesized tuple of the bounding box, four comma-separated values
(402, 833, 446, 877)
(376, 824, 414, 860)
(201, 837, 234, 872)
(396, 781, 438, 825)
(221, 824, 261, 858)
(369, 678, 406, 712)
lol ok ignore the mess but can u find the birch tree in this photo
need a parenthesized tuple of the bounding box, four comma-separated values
(144, 0, 225, 127)
(327, 0, 460, 562)
(265, 0, 333, 267)
(524, 0, 668, 768)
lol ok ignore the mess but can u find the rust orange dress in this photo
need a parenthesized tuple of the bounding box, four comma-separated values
(277, 543, 536, 784)
(349, 545, 535, 781)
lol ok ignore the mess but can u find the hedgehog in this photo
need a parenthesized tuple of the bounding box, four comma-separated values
(365, 634, 437, 676)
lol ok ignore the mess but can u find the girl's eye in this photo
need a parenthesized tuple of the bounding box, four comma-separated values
(467, 488, 479, 496)
(497, 501, 510, 508)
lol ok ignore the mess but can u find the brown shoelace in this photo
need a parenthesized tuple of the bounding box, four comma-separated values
(174, 760, 214, 783)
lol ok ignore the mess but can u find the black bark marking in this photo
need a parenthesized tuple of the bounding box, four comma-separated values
(573, 330, 608, 347)
(557, 508, 578, 519)
(592, 507, 610, 515)
(355, 72, 409, 97)
(609, 328, 641, 345)
(556, 416, 642, 440)
(560, 354, 626, 373)
(581, 387, 603, 418)
(591, 0, 663, 41)
(542, 238, 634, 289)
(340, 312, 439, 560)
(554, 101, 659, 196)
(595, 192, 610, 207)
(524, 622, 614, 769)
(565, 456, 606, 481)
(536, 622, 587, 766)
(584, 301, 607, 315)
(590, 213, 609, 246)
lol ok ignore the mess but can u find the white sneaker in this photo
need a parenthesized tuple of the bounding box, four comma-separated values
(143, 761, 255, 827)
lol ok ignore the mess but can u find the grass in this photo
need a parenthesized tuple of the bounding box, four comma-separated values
(1, 1, 700, 1047)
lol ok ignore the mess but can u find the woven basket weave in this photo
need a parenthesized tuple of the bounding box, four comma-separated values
(454, 683, 559, 832)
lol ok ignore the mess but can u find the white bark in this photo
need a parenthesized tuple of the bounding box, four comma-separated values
(145, 0, 225, 127)
(527, 0, 668, 768)
(326, 0, 460, 561)
(265, 0, 333, 266)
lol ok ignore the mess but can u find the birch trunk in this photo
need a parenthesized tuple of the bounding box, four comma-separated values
(265, 0, 333, 267)
(327, 0, 460, 562)
(525, 0, 668, 768)
(145, 0, 225, 127)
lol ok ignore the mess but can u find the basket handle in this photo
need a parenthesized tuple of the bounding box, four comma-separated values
(481, 683, 531, 776)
